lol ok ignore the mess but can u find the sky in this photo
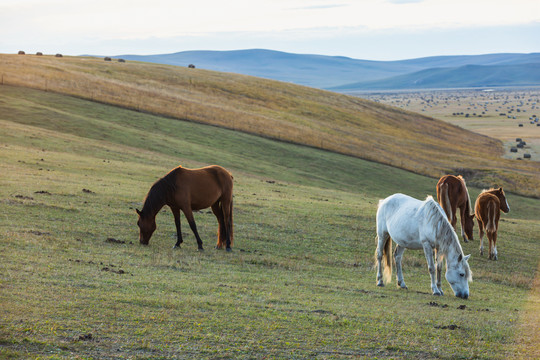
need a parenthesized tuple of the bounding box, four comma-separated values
(1, 0, 539, 60)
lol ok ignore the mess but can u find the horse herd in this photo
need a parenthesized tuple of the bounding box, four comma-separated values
(136, 166, 510, 300)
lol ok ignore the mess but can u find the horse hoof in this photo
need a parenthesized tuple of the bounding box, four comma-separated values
(173, 245, 181, 249)
(226, 248, 232, 252)
(198, 248, 204, 252)
(377, 282, 384, 287)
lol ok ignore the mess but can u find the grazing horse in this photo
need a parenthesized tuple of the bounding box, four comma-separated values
(436, 175, 475, 242)
(375, 194, 472, 299)
(136, 165, 234, 251)
(474, 188, 510, 260)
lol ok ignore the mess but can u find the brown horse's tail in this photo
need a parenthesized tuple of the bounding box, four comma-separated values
(228, 198, 234, 246)
(440, 183, 453, 223)
(486, 201, 497, 233)
(216, 197, 234, 249)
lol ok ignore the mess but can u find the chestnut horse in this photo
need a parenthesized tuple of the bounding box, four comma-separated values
(136, 165, 234, 251)
(474, 188, 510, 260)
(436, 175, 475, 242)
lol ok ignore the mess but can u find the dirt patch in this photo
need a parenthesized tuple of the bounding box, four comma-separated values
(428, 302, 448, 308)
(27, 230, 51, 236)
(435, 324, 460, 330)
(77, 333, 94, 341)
(34, 190, 51, 195)
(15, 195, 34, 200)
(105, 237, 132, 244)
(82, 188, 95, 194)
(69, 258, 133, 276)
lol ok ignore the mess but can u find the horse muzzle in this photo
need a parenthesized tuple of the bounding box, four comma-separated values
(455, 292, 469, 300)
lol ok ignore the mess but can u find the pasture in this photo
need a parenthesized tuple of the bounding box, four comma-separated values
(360, 88, 540, 161)
(1, 85, 539, 359)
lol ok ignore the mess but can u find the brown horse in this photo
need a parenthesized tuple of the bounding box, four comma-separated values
(136, 165, 234, 251)
(436, 175, 475, 242)
(474, 188, 510, 260)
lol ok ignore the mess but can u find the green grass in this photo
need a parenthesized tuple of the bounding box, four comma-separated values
(1, 54, 539, 198)
(1, 85, 539, 359)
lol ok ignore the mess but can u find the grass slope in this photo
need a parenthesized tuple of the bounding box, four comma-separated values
(1, 54, 539, 197)
(0, 85, 539, 359)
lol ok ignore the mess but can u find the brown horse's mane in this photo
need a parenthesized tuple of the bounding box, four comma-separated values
(480, 188, 500, 194)
(141, 169, 178, 217)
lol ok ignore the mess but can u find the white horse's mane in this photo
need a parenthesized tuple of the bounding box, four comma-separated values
(421, 196, 472, 280)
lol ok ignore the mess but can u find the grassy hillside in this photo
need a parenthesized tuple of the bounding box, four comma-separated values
(333, 63, 540, 91)
(1, 85, 539, 359)
(1, 54, 539, 197)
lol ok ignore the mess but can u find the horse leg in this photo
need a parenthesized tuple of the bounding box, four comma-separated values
(478, 219, 485, 256)
(171, 207, 183, 248)
(492, 231, 498, 260)
(182, 208, 204, 251)
(487, 230, 498, 260)
(375, 232, 390, 287)
(220, 196, 233, 252)
(394, 245, 407, 289)
(459, 206, 468, 242)
(211, 202, 226, 250)
(435, 250, 444, 296)
(422, 242, 442, 296)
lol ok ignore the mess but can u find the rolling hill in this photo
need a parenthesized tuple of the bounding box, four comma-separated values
(113, 49, 540, 90)
(1, 53, 539, 197)
(333, 63, 540, 91)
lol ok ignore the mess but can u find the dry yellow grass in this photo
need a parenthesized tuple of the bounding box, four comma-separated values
(1, 53, 539, 196)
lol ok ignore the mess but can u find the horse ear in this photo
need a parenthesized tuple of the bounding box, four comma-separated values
(136, 208, 142, 216)
(498, 187, 503, 192)
(464, 254, 471, 261)
(458, 253, 463, 262)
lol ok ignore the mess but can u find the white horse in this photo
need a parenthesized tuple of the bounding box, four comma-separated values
(375, 193, 472, 299)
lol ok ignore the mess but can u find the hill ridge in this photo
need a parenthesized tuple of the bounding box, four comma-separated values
(1, 53, 539, 196)
(112, 49, 540, 90)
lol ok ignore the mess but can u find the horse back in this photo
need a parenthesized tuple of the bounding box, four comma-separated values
(174, 165, 233, 210)
(475, 193, 500, 231)
(437, 175, 467, 208)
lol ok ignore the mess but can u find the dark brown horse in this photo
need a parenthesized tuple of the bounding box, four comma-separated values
(136, 165, 234, 251)
(474, 188, 510, 260)
(436, 175, 475, 242)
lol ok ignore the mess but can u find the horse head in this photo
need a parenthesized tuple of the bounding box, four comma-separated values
(136, 208, 156, 245)
(446, 253, 471, 299)
(464, 213, 475, 241)
(495, 187, 510, 213)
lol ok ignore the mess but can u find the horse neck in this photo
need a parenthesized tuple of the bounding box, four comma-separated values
(141, 180, 168, 217)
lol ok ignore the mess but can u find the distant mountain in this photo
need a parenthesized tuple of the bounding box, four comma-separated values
(333, 63, 540, 91)
(114, 49, 540, 91)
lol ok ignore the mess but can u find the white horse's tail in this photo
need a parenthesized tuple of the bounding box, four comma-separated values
(375, 234, 393, 284)
(441, 183, 453, 223)
(486, 201, 497, 233)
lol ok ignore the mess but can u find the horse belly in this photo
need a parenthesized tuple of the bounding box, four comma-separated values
(387, 219, 423, 250)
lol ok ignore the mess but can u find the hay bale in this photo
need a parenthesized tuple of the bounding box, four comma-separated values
(524, 154, 531, 159)
(118, 58, 125, 63)
(510, 147, 518, 153)
(188, 64, 196, 68)
(18, 51, 25, 55)
(55, 53, 63, 57)
(104, 57, 112, 61)
(36, 52, 43, 56)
